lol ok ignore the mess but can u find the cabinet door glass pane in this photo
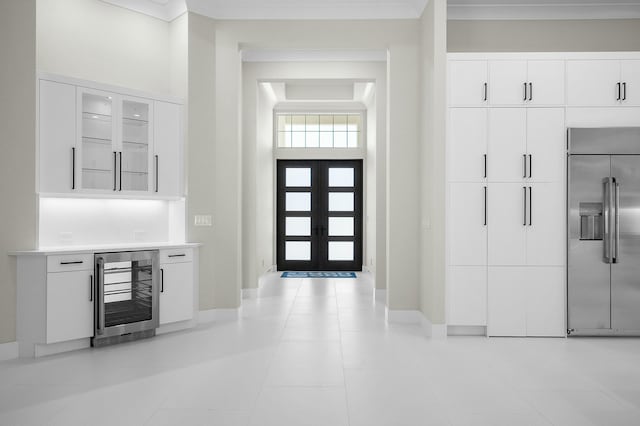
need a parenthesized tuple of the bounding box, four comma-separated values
(329, 168, 354, 187)
(329, 192, 354, 211)
(329, 217, 354, 236)
(286, 217, 311, 236)
(121, 100, 149, 191)
(286, 168, 311, 187)
(329, 242, 354, 261)
(286, 192, 311, 211)
(82, 93, 114, 190)
(286, 241, 311, 261)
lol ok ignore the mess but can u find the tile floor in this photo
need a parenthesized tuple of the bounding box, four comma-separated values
(1, 272, 640, 425)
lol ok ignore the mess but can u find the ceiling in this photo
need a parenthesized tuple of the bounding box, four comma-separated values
(100, 0, 640, 21)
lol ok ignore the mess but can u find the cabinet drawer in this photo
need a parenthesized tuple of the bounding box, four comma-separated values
(160, 248, 193, 264)
(47, 254, 94, 272)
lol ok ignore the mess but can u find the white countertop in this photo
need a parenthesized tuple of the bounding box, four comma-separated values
(9, 242, 202, 256)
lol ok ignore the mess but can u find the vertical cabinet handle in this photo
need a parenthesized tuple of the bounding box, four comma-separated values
(155, 155, 159, 192)
(528, 186, 532, 226)
(483, 82, 487, 102)
(89, 274, 93, 302)
(528, 154, 532, 178)
(119, 152, 123, 191)
(523, 186, 527, 226)
(71, 147, 76, 189)
(113, 151, 117, 191)
(160, 268, 164, 293)
(617, 82, 621, 101)
(528, 82, 532, 101)
(523, 154, 527, 178)
(483, 154, 487, 178)
(483, 186, 487, 226)
(623, 82, 627, 101)
(523, 82, 527, 101)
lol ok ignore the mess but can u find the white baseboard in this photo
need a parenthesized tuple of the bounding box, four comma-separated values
(374, 288, 387, 304)
(385, 309, 447, 339)
(447, 325, 487, 336)
(198, 307, 242, 323)
(421, 316, 447, 339)
(33, 338, 90, 358)
(242, 288, 259, 299)
(0, 341, 18, 361)
(157, 319, 197, 335)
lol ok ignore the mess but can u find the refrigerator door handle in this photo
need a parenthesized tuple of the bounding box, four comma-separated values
(614, 178, 620, 263)
(603, 177, 614, 264)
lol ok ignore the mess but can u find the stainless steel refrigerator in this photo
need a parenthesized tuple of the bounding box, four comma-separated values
(568, 127, 640, 336)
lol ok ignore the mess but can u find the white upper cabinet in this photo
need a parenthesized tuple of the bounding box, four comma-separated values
(621, 60, 640, 106)
(39, 80, 76, 194)
(38, 75, 184, 198)
(527, 61, 566, 106)
(567, 60, 621, 106)
(526, 108, 565, 183)
(489, 61, 528, 105)
(487, 108, 527, 182)
(449, 61, 488, 106)
(448, 108, 487, 182)
(154, 101, 184, 197)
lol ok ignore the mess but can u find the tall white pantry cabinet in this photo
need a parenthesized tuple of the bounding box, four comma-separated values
(447, 53, 640, 337)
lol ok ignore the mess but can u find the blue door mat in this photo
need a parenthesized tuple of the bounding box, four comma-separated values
(281, 271, 357, 278)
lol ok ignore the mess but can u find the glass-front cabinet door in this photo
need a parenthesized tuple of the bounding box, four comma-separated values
(79, 89, 116, 191)
(121, 97, 153, 192)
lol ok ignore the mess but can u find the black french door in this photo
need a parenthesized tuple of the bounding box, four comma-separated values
(277, 160, 363, 271)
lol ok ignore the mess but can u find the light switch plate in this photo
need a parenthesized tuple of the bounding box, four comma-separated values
(194, 215, 212, 227)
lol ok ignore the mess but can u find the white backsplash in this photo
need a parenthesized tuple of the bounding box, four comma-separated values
(39, 197, 184, 248)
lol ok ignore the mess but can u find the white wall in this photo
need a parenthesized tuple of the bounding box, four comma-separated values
(37, 0, 172, 94)
(0, 0, 37, 344)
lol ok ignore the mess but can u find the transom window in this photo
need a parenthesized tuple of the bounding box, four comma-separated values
(276, 113, 361, 148)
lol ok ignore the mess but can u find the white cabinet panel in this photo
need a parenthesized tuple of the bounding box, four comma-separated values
(526, 267, 565, 337)
(489, 61, 528, 105)
(487, 267, 526, 336)
(567, 60, 621, 106)
(449, 183, 487, 266)
(488, 183, 527, 266)
(39, 80, 76, 194)
(526, 108, 565, 183)
(527, 60, 566, 106)
(448, 108, 487, 182)
(160, 261, 194, 325)
(448, 266, 487, 326)
(449, 61, 488, 106)
(154, 101, 183, 197)
(488, 109, 527, 182)
(526, 183, 565, 266)
(46, 270, 94, 344)
(621, 60, 640, 106)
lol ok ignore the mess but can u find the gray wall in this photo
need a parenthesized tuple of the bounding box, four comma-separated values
(448, 19, 640, 52)
(0, 0, 37, 344)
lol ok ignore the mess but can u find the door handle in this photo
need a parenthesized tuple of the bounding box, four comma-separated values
(155, 155, 159, 193)
(71, 147, 76, 190)
(528, 186, 532, 226)
(483, 82, 487, 102)
(523, 186, 527, 226)
(617, 82, 621, 101)
(119, 151, 123, 191)
(528, 154, 532, 178)
(523, 82, 527, 101)
(603, 177, 613, 263)
(89, 274, 93, 302)
(614, 178, 619, 263)
(528, 82, 532, 101)
(523, 154, 527, 178)
(113, 151, 117, 191)
(483, 186, 487, 226)
(160, 268, 164, 293)
(96, 258, 105, 334)
(483, 154, 487, 179)
(622, 82, 627, 101)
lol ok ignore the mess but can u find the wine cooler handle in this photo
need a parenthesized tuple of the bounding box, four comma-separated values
(96, 258, 105, 334)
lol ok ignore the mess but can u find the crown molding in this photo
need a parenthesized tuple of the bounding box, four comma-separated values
(448, 3, 640, 20)
(100, 0, 187, 21)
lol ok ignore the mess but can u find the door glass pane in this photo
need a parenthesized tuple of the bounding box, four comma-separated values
(329, 168, 354, 187)
(329, 217, 354, 236)
(286, 217, 311, 236)
(82, 93, 113, 190)
(329, 192, 354, 211)
(121, 100, 149, 191)
(103, 259, 152, 327)
(329, 241, 354, 261)
(286, 241, 311, 261)
(334, 131, 347, 148)
(286, 168, 311, 187)
(286, 192, 311, 211)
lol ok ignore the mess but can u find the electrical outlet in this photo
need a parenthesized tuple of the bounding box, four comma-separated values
(194, 215, 212, 227)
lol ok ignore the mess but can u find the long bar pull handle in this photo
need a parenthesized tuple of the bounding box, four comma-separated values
(623, 82, 627, 101)
(528, 186, 532, 226)
(483, 154, 487, 178)
(155, 155, 159, 193)
(118, 152, 123, 191)
(528, 154, 532, 178)
(89, 274, 93, 302)
(483, 83, 488, 102)
(523, 186, 527, 226)
(483, 186, 487, 226)
(523, 154, 527, 178)
(614, 178, 620, 263)
(168, 254, 186, 258)
(603, 178, 612, 263)
(71, 147, 76, 190)
(160, 268, 164, 293)
(60, 260, 83, 265)
(96, 258, 105, 334)
(617, 82, 621, 101)
(113, 151, 117, 191)
(523, 82, 527, 101)
(529, 82, 532, 101)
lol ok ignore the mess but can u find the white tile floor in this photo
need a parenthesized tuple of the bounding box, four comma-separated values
(2, 272, 640, 425)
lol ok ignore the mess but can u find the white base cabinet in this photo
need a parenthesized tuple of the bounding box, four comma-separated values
(159, 248, 194, 325)
(46, 270, 94, 344)
(447, 266, 487, 326)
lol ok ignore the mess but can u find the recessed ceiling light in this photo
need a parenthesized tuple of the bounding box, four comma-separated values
(133, 114, 141, 118)
(92, 115, 99, 119)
